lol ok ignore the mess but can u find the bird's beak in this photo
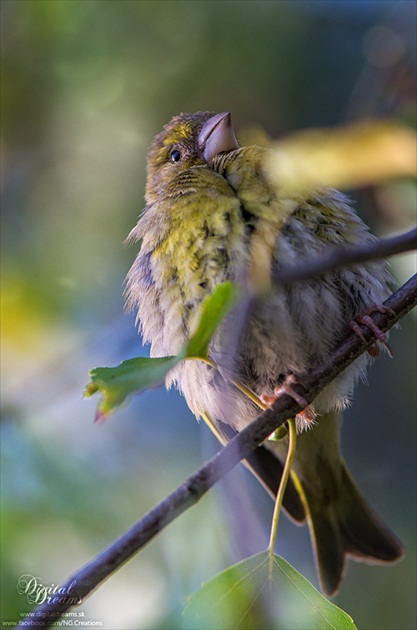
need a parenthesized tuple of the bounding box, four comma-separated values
(198, 112, 239, 162)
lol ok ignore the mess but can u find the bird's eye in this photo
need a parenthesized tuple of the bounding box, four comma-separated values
(170, 149, 181, 163)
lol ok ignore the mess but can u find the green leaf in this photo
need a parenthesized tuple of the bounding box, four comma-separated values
(183, 552, 357, 630)
(84, 282, 240, 420)
(185, 281, 240, 358)
(84, 355, 179, 422)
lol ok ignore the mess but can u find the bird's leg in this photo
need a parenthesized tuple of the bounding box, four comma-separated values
(261, 374, 317, 432)
(349, 305, 395, 358)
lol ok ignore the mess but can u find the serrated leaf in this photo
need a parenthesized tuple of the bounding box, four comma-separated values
(84, 282, 240, 420)
(85, 355, 178, 421)
(186, 281, 240, 358)
(183, 552, 357, 630)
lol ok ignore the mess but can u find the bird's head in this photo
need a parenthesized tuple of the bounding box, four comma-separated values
(145, 111, 239, 203)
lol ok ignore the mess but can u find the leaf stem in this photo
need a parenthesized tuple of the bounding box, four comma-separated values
(268, 417, 297, 567)
(194, 357, 267, 410)
(230, 378, 267, 410)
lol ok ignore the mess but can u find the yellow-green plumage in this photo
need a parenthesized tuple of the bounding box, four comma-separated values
(125, 111, 404, 596)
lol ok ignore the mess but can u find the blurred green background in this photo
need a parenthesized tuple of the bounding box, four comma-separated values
(1, 1, 416, 628)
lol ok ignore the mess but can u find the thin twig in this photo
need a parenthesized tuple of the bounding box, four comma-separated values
(268, 417, 297, 571)
(273, 226, 417, 283)
(16, 273, 417, 629)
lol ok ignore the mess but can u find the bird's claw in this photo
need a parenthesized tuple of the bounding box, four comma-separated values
(261, 374, 317, 432)
(350, 305, 394, 358)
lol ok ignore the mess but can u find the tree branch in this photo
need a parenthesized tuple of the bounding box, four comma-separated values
(17, 272, 417, 629)
(273, 226, 417, 283)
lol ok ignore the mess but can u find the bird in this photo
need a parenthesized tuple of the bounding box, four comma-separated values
(124, 111, 404, 596)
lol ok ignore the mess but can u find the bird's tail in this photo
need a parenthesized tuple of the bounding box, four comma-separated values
(293, 460, 405, 596)
(203, 410, 404, 596)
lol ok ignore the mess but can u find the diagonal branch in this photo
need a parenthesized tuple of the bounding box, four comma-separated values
(273, 226, 417, 283)
(17, 273, 417, 629)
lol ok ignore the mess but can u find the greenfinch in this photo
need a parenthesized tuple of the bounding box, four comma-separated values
(125, 111, 404, 596)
